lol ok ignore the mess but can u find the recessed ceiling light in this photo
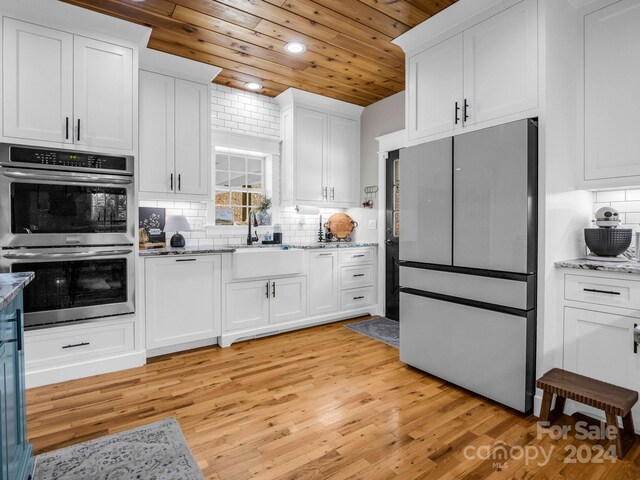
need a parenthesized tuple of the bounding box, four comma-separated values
(284, 42, 306, 54)
(245, 82, 262, 90)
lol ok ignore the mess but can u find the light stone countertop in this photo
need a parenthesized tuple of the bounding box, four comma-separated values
(554, 258, 640, 275)
(139, 242, 378, 256)
(0, 272, 34, 310)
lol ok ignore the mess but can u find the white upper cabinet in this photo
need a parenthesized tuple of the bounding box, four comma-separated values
(328, 115, 360, 205)
(73, 36, 133, 151)
(138, 71, 174, 194)
(2, 18, 73, 144)
(582, 0, 640, 186)
(2, 18, 134, 152)
(277, 88, 362, 208)
(138, 71, 210, 200)
(295, 107, 327, 204)
(174, 79, 209, 196)
(403, 0, 538, 143)
(462, 0, 537, 126)
(408, 34, 463, 141)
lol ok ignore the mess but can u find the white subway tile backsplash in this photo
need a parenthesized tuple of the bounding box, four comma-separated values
(626, 212, 640, 225)
(139, 200, 158, 208)
(611, 201, 640, 213)
(626, 189, 640, 201)
(596, 190, 625, 202)
(157, 201, 176, 209)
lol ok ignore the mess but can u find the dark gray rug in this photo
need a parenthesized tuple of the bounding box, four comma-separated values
(345, 317, 399, 348)
(33, 417, 204, 480)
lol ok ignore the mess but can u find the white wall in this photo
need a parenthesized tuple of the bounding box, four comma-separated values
(348, 91, 405, 242)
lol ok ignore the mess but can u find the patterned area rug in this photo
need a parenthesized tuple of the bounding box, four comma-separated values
(345, 317, 399, 348)
(33, 417, 203, 480)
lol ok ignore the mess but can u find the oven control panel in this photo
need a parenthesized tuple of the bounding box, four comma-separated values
(9, 146, 131, 172)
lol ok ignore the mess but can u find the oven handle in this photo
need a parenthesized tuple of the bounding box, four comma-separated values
(3, 249, 133, 260)
(2, 170, 133, 185)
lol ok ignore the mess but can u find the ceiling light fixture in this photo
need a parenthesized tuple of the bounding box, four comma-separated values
(245, 82, 262, 90)
(284, 42, 306, 54)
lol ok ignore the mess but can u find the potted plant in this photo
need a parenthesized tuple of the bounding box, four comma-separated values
(257, 196, 272, 226)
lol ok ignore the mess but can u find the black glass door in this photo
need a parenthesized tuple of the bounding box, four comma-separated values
(13, 259, 127, 314)
(11, 184, 127, 235)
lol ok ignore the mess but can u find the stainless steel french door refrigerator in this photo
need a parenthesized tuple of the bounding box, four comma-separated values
(399, 119, 537, 413)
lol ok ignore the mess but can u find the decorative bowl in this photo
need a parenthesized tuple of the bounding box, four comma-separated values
(584, 228, 632, 257)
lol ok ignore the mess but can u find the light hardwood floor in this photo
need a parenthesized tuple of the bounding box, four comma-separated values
(27, 318, 640, 479)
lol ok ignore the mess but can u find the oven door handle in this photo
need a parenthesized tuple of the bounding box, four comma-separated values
(1, 170, 133, 185)
(3, 249, 133, 260)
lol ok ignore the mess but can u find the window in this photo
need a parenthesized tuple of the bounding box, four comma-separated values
(214, 152, 264, 226)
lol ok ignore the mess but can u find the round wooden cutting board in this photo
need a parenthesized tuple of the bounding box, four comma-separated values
(326, 213, 357, 239)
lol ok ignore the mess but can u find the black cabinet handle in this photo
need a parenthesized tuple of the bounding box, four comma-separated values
(266, 281, 270, 298)
(583, 288, 621, 295)
(353, 273, 365, 277)
(454, 101, 460, 125)
(16, 309, 22, 352)
(352, 254, 365, 258)
(170, 173, 174, 191)
(635, 324, 638, 354)
(353, 296, 365, 300)
(62, 342, 89, 349)
(463, 99, 469, 122)
(176, 258, 196, 262)
(65, 117, 69, 139)
(178, 174, 181, 191)
(77, 118, 80, 141)
(272, 281, 276, 298)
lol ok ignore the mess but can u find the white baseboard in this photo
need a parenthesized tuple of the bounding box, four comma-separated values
(26, 351, 146, 388)
(219, 307, 376, 347)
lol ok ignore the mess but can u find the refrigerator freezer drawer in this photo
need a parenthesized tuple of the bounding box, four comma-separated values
(400, 292, 535, 412)
(400, 267, 533, 310)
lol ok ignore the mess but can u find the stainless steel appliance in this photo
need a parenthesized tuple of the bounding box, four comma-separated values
(399, 119, 537, 413)
(0, 144, 136, 328)
(0, 144, 134, 248)
(1, 246, 135, 328)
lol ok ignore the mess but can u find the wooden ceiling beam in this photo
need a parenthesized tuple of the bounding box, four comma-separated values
(214, 72, 284, 98)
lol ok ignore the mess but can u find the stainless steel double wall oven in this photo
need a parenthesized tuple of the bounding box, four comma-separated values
(0, 144, 135, 328)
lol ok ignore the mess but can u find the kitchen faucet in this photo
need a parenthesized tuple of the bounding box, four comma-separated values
(247, 210, 259, 245)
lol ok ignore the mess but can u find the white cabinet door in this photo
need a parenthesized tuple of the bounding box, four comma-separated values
(295, 107, 327, 203)
(583, 0, 640, 181)
(139, 71, 174, 194)
(408, 34, 463, 141)
(73, 35, 133, 150)
(564, 307, 640, 427)
(270, 276, 307, 324)
(174, 79, 209, 196)
(462, 0, 537, 126)
(328, 115, 359, 206)
(2, 18, 73, 143)
(145, 256, 220, 349)
(225, 280, 270, 331)
(308, 252, 339, 316)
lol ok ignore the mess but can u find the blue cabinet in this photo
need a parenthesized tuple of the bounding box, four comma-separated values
(0, 292, 33, 480)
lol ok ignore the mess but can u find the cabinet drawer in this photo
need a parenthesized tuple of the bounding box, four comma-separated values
(340, 264, 375, 289)
(25, 320, 134, 368)
(565, 274, 640, 309)
(339, 248, 374, 265)
(340, 287, 375, 310)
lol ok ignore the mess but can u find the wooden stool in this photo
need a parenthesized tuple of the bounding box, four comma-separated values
(537, 368, 638, 459)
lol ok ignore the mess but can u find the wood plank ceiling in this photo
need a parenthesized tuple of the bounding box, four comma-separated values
(62, 0, 458, 106)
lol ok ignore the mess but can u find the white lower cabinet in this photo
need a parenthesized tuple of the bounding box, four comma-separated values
(559, 271, 640, 431)
(270, 277, 307, 324)
(145, 255, 221, 350)
(308, 251, 339, 316)
(225, 276, 307, 331)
